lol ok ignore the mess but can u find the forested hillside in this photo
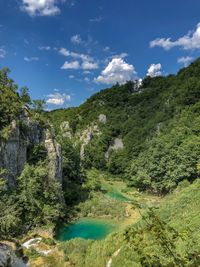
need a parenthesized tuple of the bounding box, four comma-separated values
(0, 68, 81, 239)
(0, 59, 200, 267)
(48, 58, 200, 193)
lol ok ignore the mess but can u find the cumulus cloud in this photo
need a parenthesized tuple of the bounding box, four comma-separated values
(24, 56, 39, 62)
(94, 57, 137, 85)
(46, 92, 71, 105)
(61, 60, 80, 69)
(59, 48, 92, 61)
(20, 0, 62, 16)
(177, 56, 194, 67)
(146, 63, 162, 77)
(71, 34, 82, 45)
(59, 48, 98, 70)
(38, 46, 51, 50)
(150, 22, 200, 50)
(59, 48, 70, 56)
(112, 52, 128, 59)
(82, 60, 98, 70)
(0, 48, 6, 58)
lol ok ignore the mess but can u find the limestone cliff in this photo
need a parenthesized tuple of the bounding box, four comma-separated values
(44, 129, 62, 183)
(0, 243, 26, 267)
(0, 118, 62, 185)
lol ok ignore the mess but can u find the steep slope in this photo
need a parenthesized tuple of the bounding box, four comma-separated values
(60, 179, 200, 267)
(48, 58, 200, 193)
(0, 68, 65, 239)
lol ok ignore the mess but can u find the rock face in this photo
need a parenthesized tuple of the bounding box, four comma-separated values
(0, 119, 43, 185)
(79, 125, 101, 159)
(44, 130, 62, 183)
(60, 121, 72, 139)
(0, 243, 26, 267)
(0, 118, 62, 185)
(98, 114, 107, 124)
(105, 138, 124, 159)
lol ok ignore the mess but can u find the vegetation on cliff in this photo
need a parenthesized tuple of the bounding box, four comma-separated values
(48, 59, 200, 193)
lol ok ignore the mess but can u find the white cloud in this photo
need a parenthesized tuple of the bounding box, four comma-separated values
(89, 16, 103, 23)
(46, 92, 71, 105)
(24, 56, 39, 62)
(0, 48, 6, 58)
(20, 0, 62, 16)
(59, 48, 92, 61)
(71, 34, 82, 44)
(61, 60, 80, 69)
(114, 52, 128, 58)
(84, 77, 90, 82)
(146, 63, 162, 77)
(83, 70, 91, 74)
(150, 22, 200, 50)
(59, 47, 70, 56)
(59, 48, 98, 70)
(177, 56, 194, 67)
(82, 60, 98, 70)
(69, 75, 75, 79)
(38, 46, 51, 50)
(95, 57, 137, 85)
(103, 46, 110, 52)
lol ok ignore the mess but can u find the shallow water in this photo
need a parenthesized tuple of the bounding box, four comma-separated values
(106, 191, 130, 202)
(56, 218, 116, 241)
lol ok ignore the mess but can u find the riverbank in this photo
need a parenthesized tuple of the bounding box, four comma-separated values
(8, 172, 162, 267)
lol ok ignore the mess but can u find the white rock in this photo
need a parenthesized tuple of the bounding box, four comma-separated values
(22, 238, 42, 249)
(99, 114, 107, 124)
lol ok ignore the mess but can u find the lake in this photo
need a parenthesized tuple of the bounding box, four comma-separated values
(56, 218, 116, 241)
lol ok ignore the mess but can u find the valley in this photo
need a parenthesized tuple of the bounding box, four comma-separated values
(0, 59, 200, 266)
(19, 173, 161, 267)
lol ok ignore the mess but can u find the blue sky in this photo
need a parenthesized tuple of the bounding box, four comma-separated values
(0, 0, 200, 109)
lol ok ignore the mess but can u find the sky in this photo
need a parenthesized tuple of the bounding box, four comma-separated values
(0, 0, 200, 109)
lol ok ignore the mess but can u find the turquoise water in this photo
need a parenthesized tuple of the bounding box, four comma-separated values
(56, 218, 115, 241)
(106, 191, 130, 202)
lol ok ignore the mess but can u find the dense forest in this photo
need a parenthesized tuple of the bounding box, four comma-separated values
(48, 58, 200, 193)
(0, 58, 200, 266)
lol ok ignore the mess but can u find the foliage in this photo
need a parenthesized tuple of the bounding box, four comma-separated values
(48, 58, 200, 192)
(0, 162, 65, 238)
(27, 144, 48, 165)
(76, 191, 126, 219)
(60, 179, 200, 267)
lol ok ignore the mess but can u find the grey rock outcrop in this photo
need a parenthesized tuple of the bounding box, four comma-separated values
(0, 243, 26, 267)
(44, 129, 62, 183)
(60, 121, 72, 139)
(0, 119, 43, 185)
(0, 118, 62, 185)
(79, 125, 101, 159)
(98, 114, 107, 124)
(105, 138, 124, 159)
